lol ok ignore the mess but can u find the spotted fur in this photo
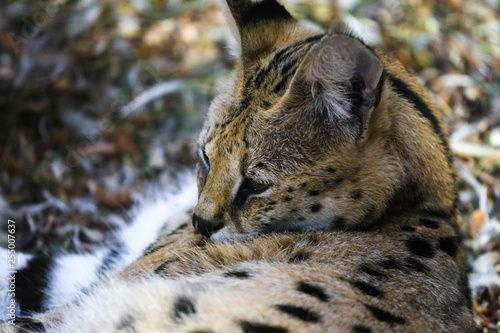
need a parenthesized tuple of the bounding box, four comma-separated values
(0, 1, 474, 332)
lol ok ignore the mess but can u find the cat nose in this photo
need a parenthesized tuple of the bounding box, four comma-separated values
(192, 214, 224, 237)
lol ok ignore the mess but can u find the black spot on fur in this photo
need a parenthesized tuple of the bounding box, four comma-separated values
(333, 177, 344, 184)
(284, 196, 292, 202)
(438, 237, 458, 258)
(116, 314, 134, 330)
(310, 203, 322, 213)
(351, 189, 363, 200)
(269, 201, 277, 205)
(380, 257, 399, 269)
(301, 182, 307, 188)
(255, 162, 266, 168)
(240, 321, 289, 333)
(308, 190, 320, 196)
(405, 237, 435, 258)
(297, 281, 330, 302)
(275, 304, 321, 323)
(359, 264, 386, 279)
(287, 187, 294, 193)
(16, 256, 53, 315)
(193, 238, 208, 248)
(400, 225, 416, 232)
(173, 296, 196, 321)
(224, 270, 251, 279)
(331, 216, 346, 228)
(263, 207, 274, 212)
(364, 304, 406, 325)
(154, 258, 180, 276)
(351, 324, 372, 333)
(289, 251, 311, 262)
(419, 218, 440, 229)
(404, 257, 430, 273)
(261, 100, 271, 109)
(326, 167, 336, 173)
(350, 281, 384, 298)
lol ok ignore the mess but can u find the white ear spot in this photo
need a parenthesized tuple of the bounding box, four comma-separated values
(290, 35, 383, 134)
(304, 43, 356, 121)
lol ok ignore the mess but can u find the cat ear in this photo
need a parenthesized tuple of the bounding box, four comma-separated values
(286, 35, 384, 138)
(217, 0, 294, 60)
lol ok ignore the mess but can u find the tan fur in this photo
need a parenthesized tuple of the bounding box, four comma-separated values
(2, 1, 474, 332)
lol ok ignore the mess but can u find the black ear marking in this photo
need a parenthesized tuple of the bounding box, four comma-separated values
(219, 0, 295, 59)
(225, 0, 292, 28)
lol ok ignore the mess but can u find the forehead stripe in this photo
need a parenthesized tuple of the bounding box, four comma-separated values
(253, 34, 324, 89)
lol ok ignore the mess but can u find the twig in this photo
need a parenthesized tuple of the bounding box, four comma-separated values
(457, 162, 489, 214)
(121, 79, 187, 117)
(451, 142, 500, 162)
(478, 171, 500, 188)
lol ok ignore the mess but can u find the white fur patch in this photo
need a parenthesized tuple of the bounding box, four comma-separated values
(45, 252, 106, 309)
(43, 172, 197, 311)
(210, 228, 231, 242)
(0, 171, 198, 320)
(116, 172, 198, 266)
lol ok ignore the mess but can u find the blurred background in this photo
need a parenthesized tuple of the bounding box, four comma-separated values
(0, 0, 499, 330)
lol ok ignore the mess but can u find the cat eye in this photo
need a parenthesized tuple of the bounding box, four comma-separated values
(246, 178, 271, 194)
(233, 178, 272, 211)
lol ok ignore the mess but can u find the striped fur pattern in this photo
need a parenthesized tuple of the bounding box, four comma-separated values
(1, 0, 474, 332)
